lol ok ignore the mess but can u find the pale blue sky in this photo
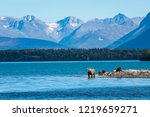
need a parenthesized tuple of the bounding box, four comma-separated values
(0, 0, 150, 22)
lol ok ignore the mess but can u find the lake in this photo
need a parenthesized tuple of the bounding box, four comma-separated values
(0, 60, 150, 100)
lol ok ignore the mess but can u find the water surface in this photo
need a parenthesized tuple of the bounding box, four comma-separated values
(0, 61, 150, 100)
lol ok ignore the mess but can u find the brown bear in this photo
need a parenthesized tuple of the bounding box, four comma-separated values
(98, 70, 106, 75)
(87, 68, 96, 78)
(116, 67, 122, 72)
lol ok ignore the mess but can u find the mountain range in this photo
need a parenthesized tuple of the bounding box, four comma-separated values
(0, 15, 83, 42)
(0, 13, 147, 50)
(60, 13, 142, 48)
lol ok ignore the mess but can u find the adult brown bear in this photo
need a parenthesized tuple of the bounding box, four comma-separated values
(87, 68, 95, 78)
(116, 67, 122, 72)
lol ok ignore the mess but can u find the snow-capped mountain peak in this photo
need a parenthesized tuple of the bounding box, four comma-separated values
(112, 13, 130, 25)
(67, 16, 83, 27)
(23, 15, 36, 22)
(45, 16, 83, 42)
(101, 13, 136, 26)
(57, 16, 83, 28)
(114, 13, 128, 19)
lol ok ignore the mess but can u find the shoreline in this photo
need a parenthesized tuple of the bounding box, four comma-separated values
(89, 70, 150, 78)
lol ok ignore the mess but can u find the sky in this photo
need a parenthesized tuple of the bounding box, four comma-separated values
(0, 0, 150, 22)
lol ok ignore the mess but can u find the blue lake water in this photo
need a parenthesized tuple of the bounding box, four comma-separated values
(0, 60, 150, 100)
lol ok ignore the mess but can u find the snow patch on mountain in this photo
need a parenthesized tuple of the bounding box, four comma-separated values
(46, 23, 59, 31)
(3, 25, 9, 28)
(98, 37, 104, 41)
(0, 16, 6, 20)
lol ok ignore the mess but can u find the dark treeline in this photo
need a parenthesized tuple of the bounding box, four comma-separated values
(140, 50, 150, 61)
(0, 49, 146, 62)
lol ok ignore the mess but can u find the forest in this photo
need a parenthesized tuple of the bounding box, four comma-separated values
(140, 50, 150, 61)
(0, 49, 147, 62)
